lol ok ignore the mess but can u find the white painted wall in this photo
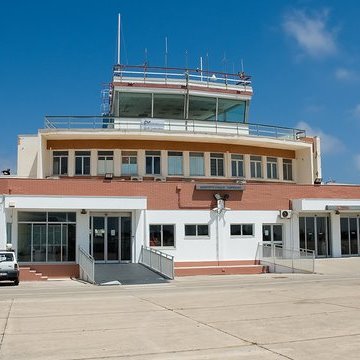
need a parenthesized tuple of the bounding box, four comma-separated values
(295, 147, 314, 184)
(17, 135, 38, 177)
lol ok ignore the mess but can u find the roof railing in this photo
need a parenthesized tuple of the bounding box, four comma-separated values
(112, 64, 252, 88)
(44, 116, 306, 141)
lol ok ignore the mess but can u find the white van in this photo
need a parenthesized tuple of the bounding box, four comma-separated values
(0, 250, 20, 286)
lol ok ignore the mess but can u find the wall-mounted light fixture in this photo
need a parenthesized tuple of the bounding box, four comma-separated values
(81, 209, 87, 215)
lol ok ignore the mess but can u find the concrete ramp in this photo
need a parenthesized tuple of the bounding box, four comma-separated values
(94, 263, 169, 285)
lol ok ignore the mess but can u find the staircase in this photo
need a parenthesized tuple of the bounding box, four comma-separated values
(20, 267, 48, 281)
(174, 260, 268, 276)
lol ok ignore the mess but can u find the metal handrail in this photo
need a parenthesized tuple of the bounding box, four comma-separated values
(78, 246, 95, 284)
(43, 116, 306, 141)
(256, 243, 315, 273)
(112, 64, 252, 88)
(139, 245, 174, 279)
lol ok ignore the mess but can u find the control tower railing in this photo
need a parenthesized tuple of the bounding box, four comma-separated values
(44, 116, 306, 141)
(112, 65, 252, 90)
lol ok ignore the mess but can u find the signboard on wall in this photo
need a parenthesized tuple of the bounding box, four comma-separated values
(140, 118, 165, 130)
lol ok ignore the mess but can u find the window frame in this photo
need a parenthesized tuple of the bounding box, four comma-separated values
(250, 155, 262, 179)
(210, 153, 224, 177)
(145, 151, 161, 175)
(97, 151, 114, 175)
(283, 159, 293, 181)
(189, 152, 205, 176)
(168, 151, 183, 176)
(121, 151, 138, 176)
(149, 224, 175, 248)
(266, 157, 278, 179)
(230, 223, 255, 237)
(184, 224, 210, 238)
(231, 154, 244, 178)
(75, 151, 91, 176)
(53, 151, 68, 176)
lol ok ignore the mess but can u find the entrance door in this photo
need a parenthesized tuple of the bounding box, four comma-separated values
(90, 215, 132, 262)
(340, 217, 359, 256)
(262, 224, 283, 246)
(299, 216, 330, 257)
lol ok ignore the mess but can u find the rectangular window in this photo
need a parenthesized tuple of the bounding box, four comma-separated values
(230, 224, 254, 236)
(17, 212, 76, 262)
(210, 153, 224, 176)
(53, 151, 68, 175)
(97, 151, 113, 175)
(266, 157, 278, 179)
(146, 151, 161, 175)
(185, 224, 209, 237)
(231, 154, 244, 177)
(149, 224, 175, 247)
(250, 156, 262, 178)
(75, 151, 91, 175)
(153, 94, 185, 119)
(283, 159, 293, 181)
(168, 151, 183, 175)
(121, 151, 138, 175)
(189, 152, 205, 176)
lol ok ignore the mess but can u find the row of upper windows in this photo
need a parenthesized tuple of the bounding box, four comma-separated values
(53, 150, 293, 181)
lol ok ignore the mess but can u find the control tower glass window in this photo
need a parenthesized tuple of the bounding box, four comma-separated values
(218, 99, 246, 123)
(188, 96, 216, 121)
(146, 151, 161, 175)
(118, 92, 152, 118)
(153, 94, 185, 119)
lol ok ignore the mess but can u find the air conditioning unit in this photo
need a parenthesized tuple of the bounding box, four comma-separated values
(154, 176, 166, 182)
(131, 176, 143, 181)
(280, 210, 292, 219)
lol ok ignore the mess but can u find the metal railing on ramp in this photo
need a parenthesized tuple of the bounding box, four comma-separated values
(256, 243, 315, 274)
(139, 246, 174, 279)
(79, 247, 95, 284)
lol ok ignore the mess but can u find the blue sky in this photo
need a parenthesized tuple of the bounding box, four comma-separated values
(1, 0, 360, 183)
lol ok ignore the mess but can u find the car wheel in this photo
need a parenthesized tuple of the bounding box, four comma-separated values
(14, 279, 19, 286)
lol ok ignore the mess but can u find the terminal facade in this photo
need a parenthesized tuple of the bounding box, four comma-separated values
(1, 64, 360, 277)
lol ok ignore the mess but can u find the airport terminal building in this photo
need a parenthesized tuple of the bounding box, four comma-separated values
(1, 64, 360, 279)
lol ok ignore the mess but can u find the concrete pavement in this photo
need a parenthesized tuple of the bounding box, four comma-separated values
(1, 267, 360, 359)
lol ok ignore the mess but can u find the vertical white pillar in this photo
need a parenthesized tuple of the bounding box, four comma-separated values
(138, 150, 145, 176)
(244, 154, 250, 179)
(76, 211, 90, 262)
(183, 152, 190, 177)
(0, 197, 7, 248)
(134, 209, 145, 263)
(90, 150, 97, 176)
(68, 150, 75, 177)
(113, 150, 121, 176)
(278, 158, 284, 181)
(204, 152, 210, 177)
(161, 150, 167, 177)
(330, 213, 341, 257)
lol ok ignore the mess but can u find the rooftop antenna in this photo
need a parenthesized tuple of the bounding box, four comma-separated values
(185, 49, 188, 69)
(165, 37, 168, 68)
(117, 13, 121, 65)
(144, 47, 148, 66)
(200, 56, 203, 81)
(241, 59, 244, 73)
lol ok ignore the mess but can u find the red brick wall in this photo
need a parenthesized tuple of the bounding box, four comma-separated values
(1, 178, 360, 210)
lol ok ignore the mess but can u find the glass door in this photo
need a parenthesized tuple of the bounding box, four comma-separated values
(341, 217, 359, 256)
(299, 216, 330, 257)
(90, 215, 132, 262)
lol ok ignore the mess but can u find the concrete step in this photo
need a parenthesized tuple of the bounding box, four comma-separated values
(174, 261, 268, 276)
(20, 267, 48, 281)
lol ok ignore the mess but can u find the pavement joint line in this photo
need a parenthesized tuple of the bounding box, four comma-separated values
(205, 308, 354, 324)
(0, 298, 13, 351)
(64, 344, 272, 360)
(259, 331, 360, 346)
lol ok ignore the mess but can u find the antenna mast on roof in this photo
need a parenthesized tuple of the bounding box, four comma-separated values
(117, 13, 121, 65)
